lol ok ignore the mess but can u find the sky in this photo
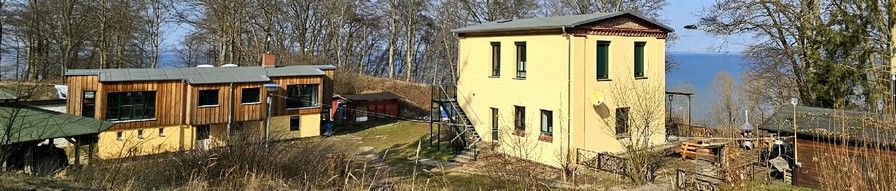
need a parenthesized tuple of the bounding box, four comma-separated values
(163, 1, 747, 54)
(659, 0, 748, 53)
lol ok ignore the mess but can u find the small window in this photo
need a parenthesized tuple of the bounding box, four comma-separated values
(616, 107, 630, 137)
(515, 42, 526, 78)
(159, 128, 166, 137)
(491, 42, 501, 77)
(82, 91, 96, 118)
(514, 106, 525, 132)
(116, 132, 124, 141)
(198, 89, 219, 107)
(290, 116, 301, 131)
(634, 42, 646, 78)
(230, 122, 244, 135)
(196, 125, 210, 140)
(241, 88, 261, 104)
(597, 41, 610, 80)
(137, 130, 145, 139)
(491, 108, 499, 141)
(541, 110, 553, 136)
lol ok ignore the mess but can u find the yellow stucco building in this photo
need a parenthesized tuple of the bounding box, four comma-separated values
(452, 12, 673, 167)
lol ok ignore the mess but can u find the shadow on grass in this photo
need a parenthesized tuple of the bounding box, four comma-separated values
(377, 136, 457, 174)
(332, 119, 399, 135)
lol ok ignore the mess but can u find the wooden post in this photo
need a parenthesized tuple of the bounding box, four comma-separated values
(73, 140, 81, 168)
(87, 143, 94, 166)
(24, 144, 32, 174)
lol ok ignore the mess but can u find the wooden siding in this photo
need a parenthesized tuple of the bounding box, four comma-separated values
(66, 75, 100, 116)
(100, 81, 186, 130)
(322, 69, 335, 115)
(189, 84, 232, 125)
(233, 83, 266, 122)
(66, 71, 331, 130)
(270, 76, 324, 116)
(794, 138, 896, 189)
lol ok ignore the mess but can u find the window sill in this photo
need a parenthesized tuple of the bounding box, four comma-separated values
(635, 77, 648, 80)
(110, 118, 157, 123)
(513, 77, 526, 80)
(198, 105, 220, 108)
(488, 75, 500, 78)
(615, 134, 630, 139)
(538, 134, 553, 142)
(597, 78, 612, 82)
(513, 130, 526, 137)
(241, 102, 261, 105)
(286, 106, 320, 111)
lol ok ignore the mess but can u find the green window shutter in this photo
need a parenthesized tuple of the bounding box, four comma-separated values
(597, 42, 610, 79)
(635, 42, 645, 77)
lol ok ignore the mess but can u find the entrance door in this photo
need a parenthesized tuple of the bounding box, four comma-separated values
(196, 125, 210, 150)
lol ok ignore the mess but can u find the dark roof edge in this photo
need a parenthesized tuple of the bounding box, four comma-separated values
(451, 11, 674, 34)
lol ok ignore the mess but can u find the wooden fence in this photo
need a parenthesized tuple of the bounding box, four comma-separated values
(575, 148, 626, 175)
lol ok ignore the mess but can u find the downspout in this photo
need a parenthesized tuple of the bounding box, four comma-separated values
(186, 81, 194, 150)
(179, 79, 186, 151)
(562, 26, 572, 164)
(228, 83, 234, 136)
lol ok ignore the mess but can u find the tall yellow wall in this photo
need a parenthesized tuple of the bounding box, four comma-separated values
(96, 125, 194, 159)
(457, 35, 572, 167)
(457, 34, 666, 167)
(269, 114, 321, 140)
(571, 35, 666, 153)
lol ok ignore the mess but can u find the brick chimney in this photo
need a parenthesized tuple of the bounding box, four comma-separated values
(261, 52, 276, 67)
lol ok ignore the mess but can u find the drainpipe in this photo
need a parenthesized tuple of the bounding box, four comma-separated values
(228, 83, 234, 136)
(562, 26, 572, 163)
(179, 79, 187, 151)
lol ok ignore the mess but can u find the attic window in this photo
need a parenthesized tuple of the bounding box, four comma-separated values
(496, 19, 513, 23)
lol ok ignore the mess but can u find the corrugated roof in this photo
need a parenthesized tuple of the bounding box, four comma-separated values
(0, 105, 113, 144)
(759, 106, 894, 145)
(451, 11, 674, 34)
(65, 65, 334, 84)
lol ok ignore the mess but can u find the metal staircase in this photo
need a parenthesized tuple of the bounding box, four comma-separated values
(431, 85, 481, 161)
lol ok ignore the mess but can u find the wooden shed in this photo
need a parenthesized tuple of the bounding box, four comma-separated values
(331, 92, 400, 122)
(759, 106, 896, 189)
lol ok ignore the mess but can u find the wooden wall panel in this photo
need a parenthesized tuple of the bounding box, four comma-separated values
(66, 75, 99, 116)
(322, 69, 335, 114)
(99, 80, 186, 130)
(233, 83, 266, 122)
(794, 138, 896, 189)
(270, 76, 324, 116)
(67, 73, 330, 129)
(189, 84, 232, 125)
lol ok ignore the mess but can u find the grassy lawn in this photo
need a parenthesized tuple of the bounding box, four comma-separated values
(327, 120, 455, 167)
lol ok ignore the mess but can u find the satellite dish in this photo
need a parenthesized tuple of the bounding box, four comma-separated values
(589, 90, 605, 106)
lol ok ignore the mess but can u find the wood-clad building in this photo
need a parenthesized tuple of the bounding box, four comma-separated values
(759, 106, 896, 189)
(65, 55, 335, 158)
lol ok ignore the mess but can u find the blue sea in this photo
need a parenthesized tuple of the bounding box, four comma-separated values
(666, 53, 746, 123)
